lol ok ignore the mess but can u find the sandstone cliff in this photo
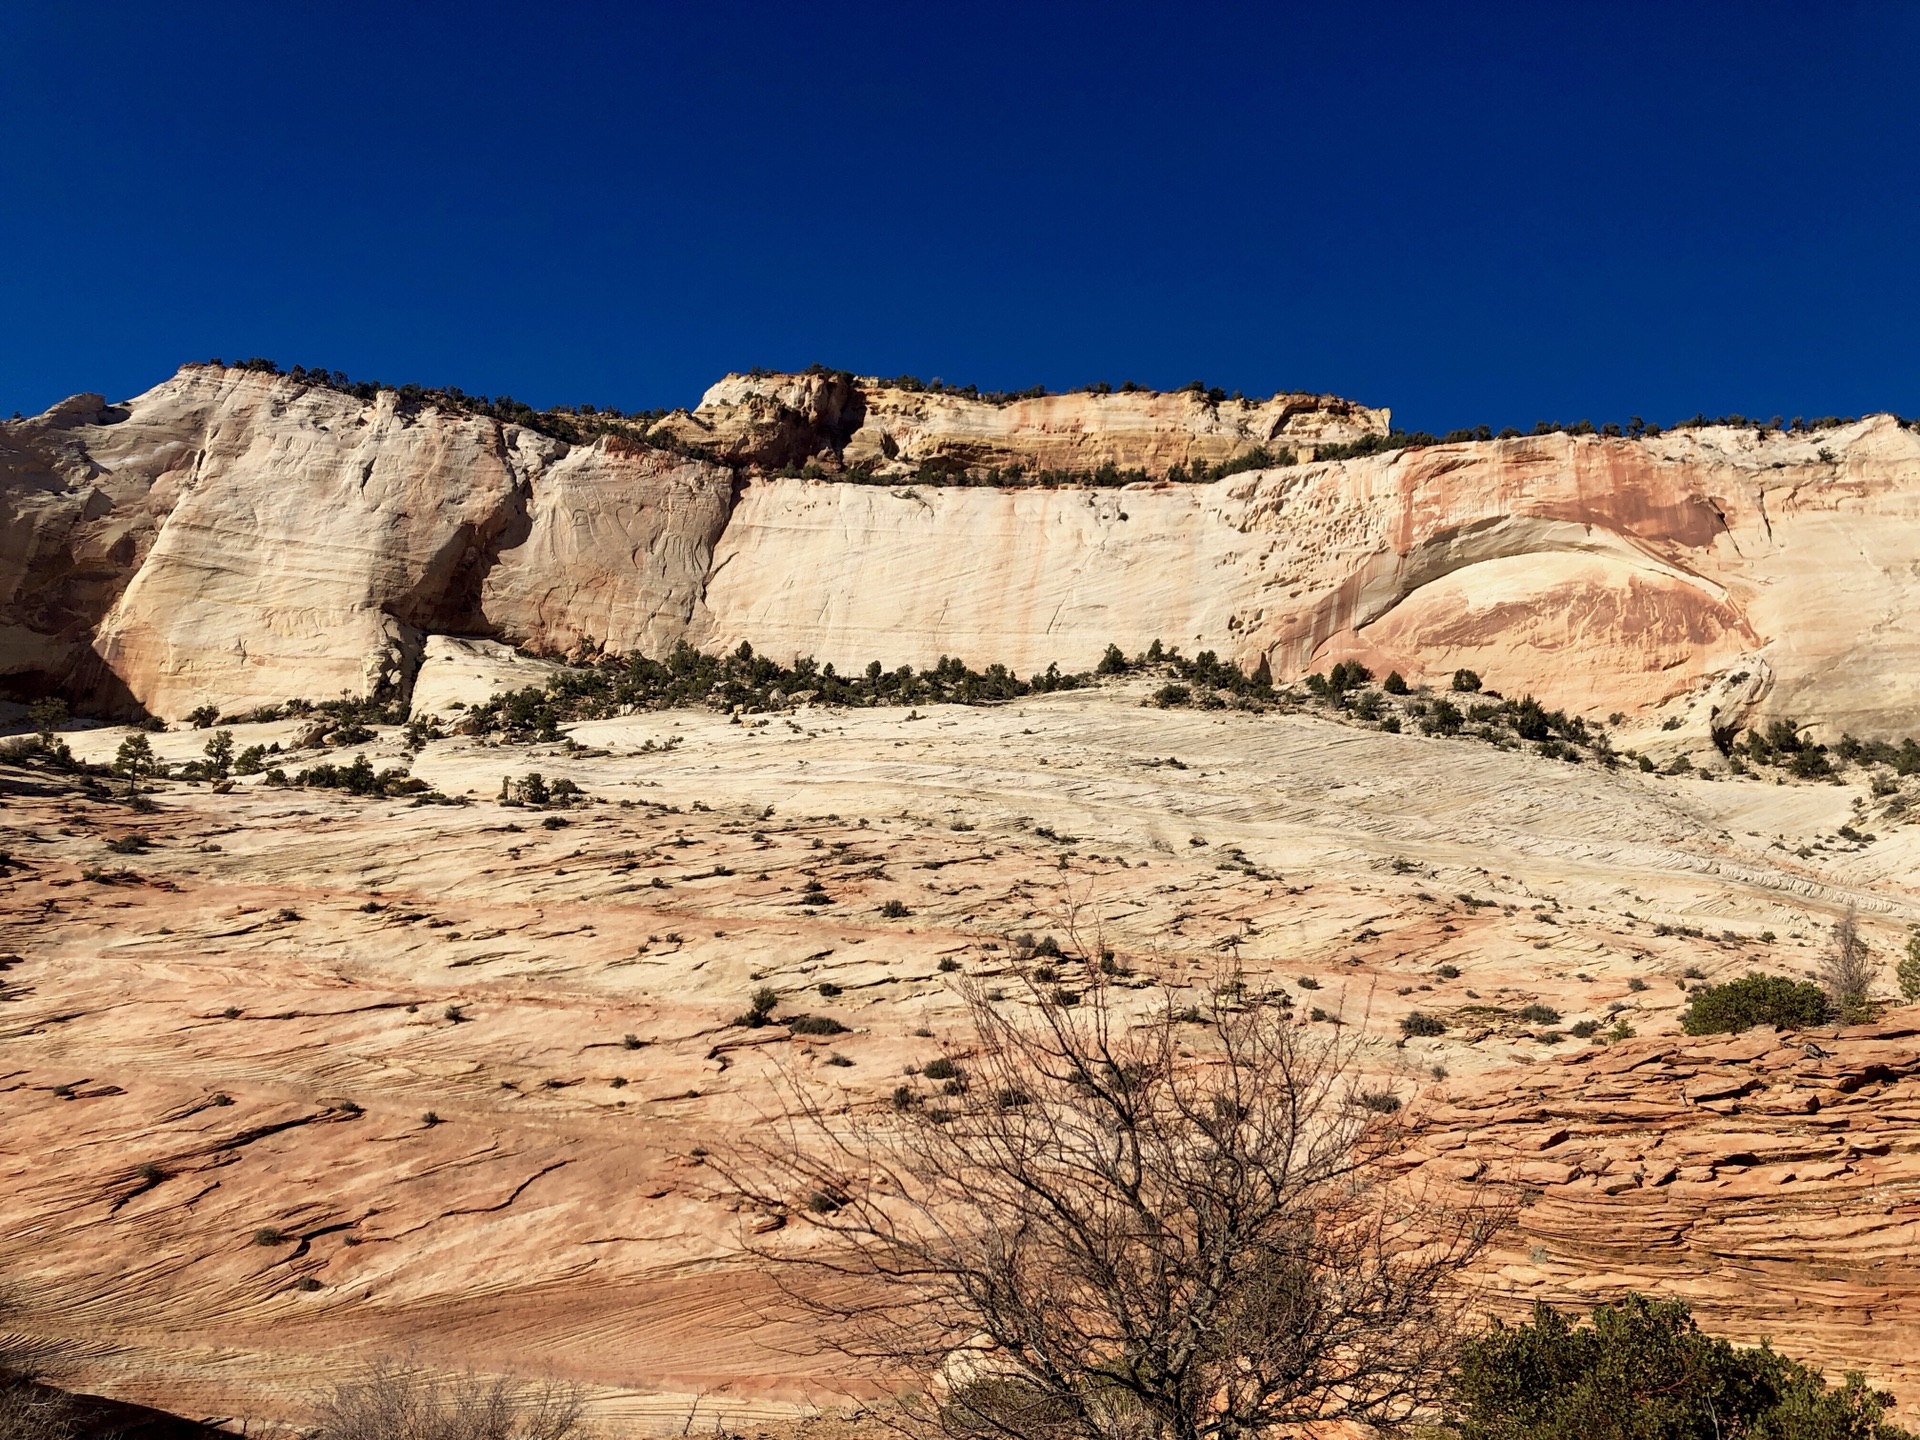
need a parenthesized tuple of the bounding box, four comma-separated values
(4, 364, 1918, 739)
(662, 371, 1390, 475)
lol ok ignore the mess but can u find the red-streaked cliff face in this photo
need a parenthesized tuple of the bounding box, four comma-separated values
(3, 365, 1917, 743)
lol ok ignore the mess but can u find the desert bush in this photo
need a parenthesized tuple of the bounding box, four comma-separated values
(736, 986, 780, 1028)
(879, 899, 912, 918)
(307, 1358, 584, 1440)
(727, 972, 1502, 1440)
(1516, 1004, 1561, 1025)
(1822, 907, 1877, 1022)
(1401, 1012, 1447, 1037)
(1383, 671, 1409, 695)
(788, 1015, 848, 1036)
(1681, 973, 1828, 1035)
(1449, 1292, 1913, 1439)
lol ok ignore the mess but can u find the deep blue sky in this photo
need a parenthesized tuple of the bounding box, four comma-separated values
(3, 2, 1916, 433)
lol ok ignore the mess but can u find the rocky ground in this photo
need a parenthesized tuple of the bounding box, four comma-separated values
(4, 684, 1919, 1431)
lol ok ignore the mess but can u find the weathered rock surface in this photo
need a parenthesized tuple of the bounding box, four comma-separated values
(1405, 1016, 1920, 1402)
(5, 365, 1920, 744)
(6, 687, 1920, 1426)
(669, 372, 1391, 475)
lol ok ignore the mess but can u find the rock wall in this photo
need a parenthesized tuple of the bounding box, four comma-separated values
(707, 417, 1920, 737)
(0, 367, 733, 718)
(4, 364, 1919, 738)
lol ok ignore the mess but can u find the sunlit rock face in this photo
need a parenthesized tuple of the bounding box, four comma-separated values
(5, 364, 1918, 741)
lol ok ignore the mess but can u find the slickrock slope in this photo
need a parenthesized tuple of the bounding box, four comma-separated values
(6, 687, 1920, 1427)
(5, 362, 1920, 740)
(1407, 1017, 1920, 1398)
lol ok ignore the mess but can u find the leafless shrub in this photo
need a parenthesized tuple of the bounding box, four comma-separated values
(0, 1290, 75, 1440)
(307, 1358, 584, 1440)
(0, 1383, 76, 1440)
(724, 970, 1505, 1440)
(1822, 907, 1878, 1022)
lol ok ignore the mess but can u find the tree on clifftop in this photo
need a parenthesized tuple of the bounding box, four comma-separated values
(726, 972, 1504, 1440)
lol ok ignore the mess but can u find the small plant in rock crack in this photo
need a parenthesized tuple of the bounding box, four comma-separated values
(1516, 1003, 1562, 1025)
(879, 898, 911, 918)
(788, 1015, 848, 1035)
(736, 986, 780, 1027)
(1400, 1012, 1446, 1037)
(1355, 1090, 1402, 1114)
(253, 1227, 289, 1247)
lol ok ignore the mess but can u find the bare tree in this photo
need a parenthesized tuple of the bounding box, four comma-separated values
(1822, 907, 1878, 1023)
(726, 973, 1506, 1440)
(307, 1358, 584, 1440)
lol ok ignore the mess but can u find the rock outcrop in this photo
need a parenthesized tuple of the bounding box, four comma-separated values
(4, 364, 1919, 740)
(663, 371, 1390, 475)
(1405, 1015, 1920, 1401)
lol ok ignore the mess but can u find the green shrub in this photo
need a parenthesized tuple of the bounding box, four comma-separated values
(1450, 1293, 1913, 1439)
(879, 898, 911, 918)
(1681, 972, 1829, 1035)
(921, 1057, 961, 1081)
(1900, 930, 1920, 1002)
(1400, 1012, 1446, 1037)
(1383, 670, 1409, 695)
(1516, 1003, 1561, 1025)
(1452, 669, 1483, 693)
(787, 1014, 848, 1036)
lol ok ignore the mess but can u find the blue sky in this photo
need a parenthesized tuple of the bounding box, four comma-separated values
(3, 1, 1915, 432)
